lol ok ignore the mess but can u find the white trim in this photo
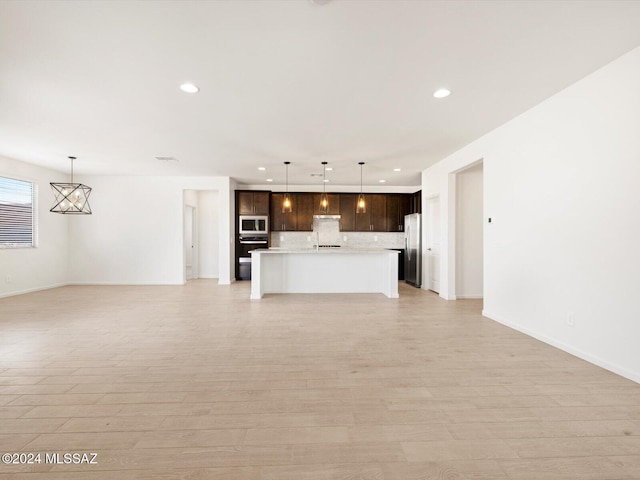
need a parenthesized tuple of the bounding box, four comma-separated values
(0, 279, 231, 298)
(483, 310, 640, 385)
(456, 294, 484, 299)
(440, 293, 456, 300)
(0, 283, 68, 299)
(69, 281, 183, 286)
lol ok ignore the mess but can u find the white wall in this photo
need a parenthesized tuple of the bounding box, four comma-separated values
(0, 156, 69, 297)
(456, 162, 483, 298)
(422, 46, 640, 382)
(198, 190, 219, 278)
(69, 175, 232, 285)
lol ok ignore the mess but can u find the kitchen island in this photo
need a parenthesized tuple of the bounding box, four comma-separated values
(250, 248, 399, 299)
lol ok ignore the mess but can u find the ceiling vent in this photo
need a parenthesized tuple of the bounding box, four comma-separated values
(310, 173, 323, 177)
(155, 156, 178, 162)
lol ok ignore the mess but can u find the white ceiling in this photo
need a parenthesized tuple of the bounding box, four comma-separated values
(2, 0, 640, 188)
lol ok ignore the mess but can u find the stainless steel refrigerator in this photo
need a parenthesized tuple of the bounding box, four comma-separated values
(404, 213, 422, 287)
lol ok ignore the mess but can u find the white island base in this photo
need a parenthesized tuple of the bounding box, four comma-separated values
(250, 248, 399, 299)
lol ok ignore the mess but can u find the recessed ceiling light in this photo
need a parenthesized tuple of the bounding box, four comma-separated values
(266, 178, 273, 182)
(258, 167, 266, 171)
(324, 179, 330, 183)
(325, 167, 333, 171)
(433, 88, 451, 99)
(180, 83, 199, 94)
(379, 179, 386, 183)
(393, 168, 401, 172)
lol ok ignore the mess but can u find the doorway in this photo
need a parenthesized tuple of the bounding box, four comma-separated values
(183, 190, 220, 284)
(426, 196, 441, 293)
(184, 205, 197, 280)
(455, 161, 484, 299)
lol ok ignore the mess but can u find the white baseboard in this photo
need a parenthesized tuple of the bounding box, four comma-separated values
(0, 283, 68, 299)
(457, 294, 484, 299)
(482, 309, 640, 385)
(68, 281, 182, 286)
(0, 280, 230, 297)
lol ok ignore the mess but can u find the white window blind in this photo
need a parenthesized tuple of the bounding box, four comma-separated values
(0, 176, 36, 248)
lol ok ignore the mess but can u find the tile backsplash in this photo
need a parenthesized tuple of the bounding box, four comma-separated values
(270, 231, 405, 249)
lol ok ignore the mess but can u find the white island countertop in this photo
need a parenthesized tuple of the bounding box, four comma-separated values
(250, 248, 399, 299)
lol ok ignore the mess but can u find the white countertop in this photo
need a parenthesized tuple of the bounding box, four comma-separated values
(252, 247, 400, 254)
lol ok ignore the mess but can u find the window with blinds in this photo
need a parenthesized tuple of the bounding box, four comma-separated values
(0, 176, 36, 248)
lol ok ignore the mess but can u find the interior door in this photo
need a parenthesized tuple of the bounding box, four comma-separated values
(426, 196, 441, 293)
(184, 205, 196, 280)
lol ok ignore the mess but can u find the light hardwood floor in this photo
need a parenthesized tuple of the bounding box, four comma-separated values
(1, 280, 640, 479)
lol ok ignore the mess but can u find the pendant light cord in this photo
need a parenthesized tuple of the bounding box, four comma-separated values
(69, 156, 76, 183)
(323, 163, 326, 191)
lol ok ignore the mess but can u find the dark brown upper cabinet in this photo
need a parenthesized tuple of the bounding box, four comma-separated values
(339, 194, 356, 231)
(270, 193, 297, 231)
(386, 194, 412, 232)
(271, 193, 314, 232)
(355, 194, 386, 232)
(237, 191, 270, 215)
(410, 190, 422, 214)
(369, 194, 387, 232)
(295, 193, 315, 231)
(270, 191, 416, 233)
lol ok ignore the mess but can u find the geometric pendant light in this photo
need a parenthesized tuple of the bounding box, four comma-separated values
(282, 161, 292, 213)
(356, 161, 366, 213)
(50, 156, 92, 214)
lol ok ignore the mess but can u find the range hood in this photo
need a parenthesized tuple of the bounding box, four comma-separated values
(313, 214, 342, 240)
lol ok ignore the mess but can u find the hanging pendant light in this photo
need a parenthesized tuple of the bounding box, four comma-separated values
(50, 156, 92, 215)
(282, 161, 292, 213)
(319, 161, 329, 213)
(356, 161, 366, 213)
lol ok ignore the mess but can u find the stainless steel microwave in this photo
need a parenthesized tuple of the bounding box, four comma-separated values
(239, 215, 269, 235)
